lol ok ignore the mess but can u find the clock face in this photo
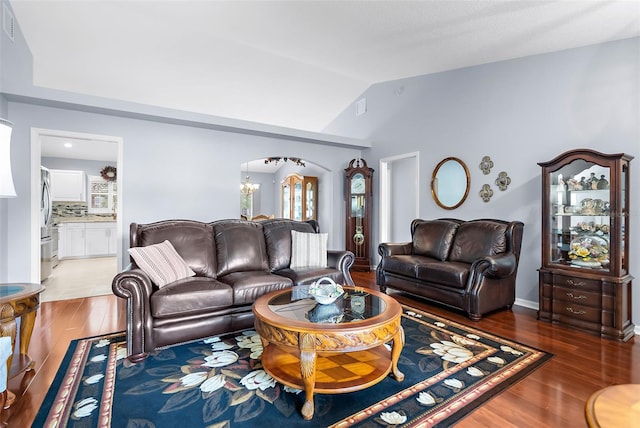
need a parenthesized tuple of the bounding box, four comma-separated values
(351, 174, 365, 194)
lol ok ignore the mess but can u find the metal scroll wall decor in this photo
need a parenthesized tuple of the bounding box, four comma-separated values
(479, 156, 493, 175)
(478, 155, 512, 202)
(495, 171, 511, 191)
(479, 184, 493, 202)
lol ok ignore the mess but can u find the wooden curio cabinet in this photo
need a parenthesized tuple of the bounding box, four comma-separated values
(538, 149, 634, 341)
(345, 158, 374, 271)
(281, 174, 317, 221)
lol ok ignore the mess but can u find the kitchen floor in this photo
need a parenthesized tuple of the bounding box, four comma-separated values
(41, 256, 118, 302)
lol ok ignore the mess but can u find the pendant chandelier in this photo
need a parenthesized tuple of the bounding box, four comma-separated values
(240, 163, 259, 195)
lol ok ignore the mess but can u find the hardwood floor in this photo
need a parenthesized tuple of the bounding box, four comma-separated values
(5, 271, 639, 427)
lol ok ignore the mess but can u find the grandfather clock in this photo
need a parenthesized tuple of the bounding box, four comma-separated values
(345, 158, 374, 271)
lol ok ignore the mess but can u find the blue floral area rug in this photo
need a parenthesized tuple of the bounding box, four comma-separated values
(34, 306, 551, 427)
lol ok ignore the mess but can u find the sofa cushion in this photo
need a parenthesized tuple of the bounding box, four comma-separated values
(380, 254, 426, 277)
(213, 220, 269, 277)
(415, 260, 470, 289)
(150, 277, 233, 318)
(290, 230, 328, 269)
(133, 220, 217, 278)
(412, 220, 459, 261)
(449, 220, 508, 264)
(218, 271, 293, 305)
(275, 267, 343, 286)
(129, 240, 196, 287)
(262, 219, 317, 271)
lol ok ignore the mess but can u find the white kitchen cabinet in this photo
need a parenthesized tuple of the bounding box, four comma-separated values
(59, 223, 86, 258)
(108, 223, 118, 254)
(59, 222, 117, 258)
(50, 170, 86, 202)
(85, 223, 117, 256)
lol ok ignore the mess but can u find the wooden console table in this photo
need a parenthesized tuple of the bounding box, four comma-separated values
(0, 283, 45, 407)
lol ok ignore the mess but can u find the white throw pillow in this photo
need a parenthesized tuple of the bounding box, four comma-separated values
(128, 240, 196, 287)
(290, 230, 328, 269)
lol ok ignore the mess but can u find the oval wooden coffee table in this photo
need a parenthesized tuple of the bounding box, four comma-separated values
(253, 286, 404, 420)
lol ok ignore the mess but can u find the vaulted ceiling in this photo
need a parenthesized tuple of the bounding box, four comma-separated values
(9, 1, 640, 132)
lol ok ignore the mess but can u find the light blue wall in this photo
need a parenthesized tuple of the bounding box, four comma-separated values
(4, 101, 360, 280)
(325, 37, 640, 323)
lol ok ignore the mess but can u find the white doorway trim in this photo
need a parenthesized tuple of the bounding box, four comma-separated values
(379, 152, 420, 244)
(30, 128, 124, 283)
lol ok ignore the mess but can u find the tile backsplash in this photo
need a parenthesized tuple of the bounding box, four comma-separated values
(53, 202, 88, 217)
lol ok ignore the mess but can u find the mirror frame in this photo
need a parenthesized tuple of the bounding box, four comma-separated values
(430, 157, 471, 210)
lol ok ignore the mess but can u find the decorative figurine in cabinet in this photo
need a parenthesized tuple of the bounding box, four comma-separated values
(281, 174, 317, 221)
(538, 149, 634, 341)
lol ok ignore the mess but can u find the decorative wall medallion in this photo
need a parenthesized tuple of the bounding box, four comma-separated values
(495, 171, 511, 191)
(479, 184, 493, 202)
(479, 156, 494, 175)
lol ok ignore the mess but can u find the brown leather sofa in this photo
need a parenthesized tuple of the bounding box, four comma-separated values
(377, 218, 524, 320)
(112, 218, 354, 362)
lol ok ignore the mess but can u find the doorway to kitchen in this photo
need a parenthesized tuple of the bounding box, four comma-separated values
(30, 128, 123, 301)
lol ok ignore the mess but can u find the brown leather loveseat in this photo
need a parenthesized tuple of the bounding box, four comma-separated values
(377, 218, 524, 320)
(112, 218, 354, 362)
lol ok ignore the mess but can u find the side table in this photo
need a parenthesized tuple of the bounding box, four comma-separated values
(585, 384, 640, 427)
(0, 283, 45, 407)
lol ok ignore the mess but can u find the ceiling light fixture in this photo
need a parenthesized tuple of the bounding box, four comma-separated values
(264, 156, 306, 167)
(0, 119, 17, 198)
(64, 142, 73, 148)
(240, 163, 259, 196)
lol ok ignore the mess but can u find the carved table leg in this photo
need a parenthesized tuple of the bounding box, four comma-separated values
(0, 390, 6, 426)
(299, 333, 316, 420)
(18, 310, 37, 366)
(390, 326, 405, 381)
(0, 304, 16, 378)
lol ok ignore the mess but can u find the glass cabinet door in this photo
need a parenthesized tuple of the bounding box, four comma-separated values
(305, 181, 315, 220)
(293, 179, 303, 221)
(548, 159, 611, 272)
(88, 175, 117, 214)
(282, 182, 291, 219)
(281, 174, 317, 221)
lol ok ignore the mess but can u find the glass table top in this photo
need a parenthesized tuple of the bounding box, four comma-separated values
(267, 286, 387, 324)
(0, 283, 45, 301)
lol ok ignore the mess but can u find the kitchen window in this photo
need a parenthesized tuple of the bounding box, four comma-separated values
(88, 175, 117, 214)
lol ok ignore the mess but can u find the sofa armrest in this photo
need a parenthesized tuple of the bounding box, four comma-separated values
(471, 253, 517, 278)
(378, 242, 412, 257)
(112, 266, 156, 360)
(328, 250, 355, 286)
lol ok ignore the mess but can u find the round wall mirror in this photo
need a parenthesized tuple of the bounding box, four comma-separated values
(431, 157, 470, 210)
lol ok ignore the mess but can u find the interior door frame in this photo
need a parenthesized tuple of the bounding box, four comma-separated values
(30, 128, 124, 282)
(379, 151, 420, 246)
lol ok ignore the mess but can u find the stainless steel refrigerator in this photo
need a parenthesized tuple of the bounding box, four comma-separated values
(40, 166, 56, 281)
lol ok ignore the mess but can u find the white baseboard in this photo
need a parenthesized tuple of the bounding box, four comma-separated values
(514, 298, 538, 311)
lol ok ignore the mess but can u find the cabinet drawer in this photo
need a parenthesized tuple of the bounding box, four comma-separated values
(552, 301, 600, 324)
(552, 286, 601, 308)
(553, 275, 601, 292)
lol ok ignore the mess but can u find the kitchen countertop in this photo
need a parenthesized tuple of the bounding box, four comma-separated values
(55, 216, 117, 224)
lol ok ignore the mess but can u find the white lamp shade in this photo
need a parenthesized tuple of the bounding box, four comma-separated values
(0, 119, 16, 198)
